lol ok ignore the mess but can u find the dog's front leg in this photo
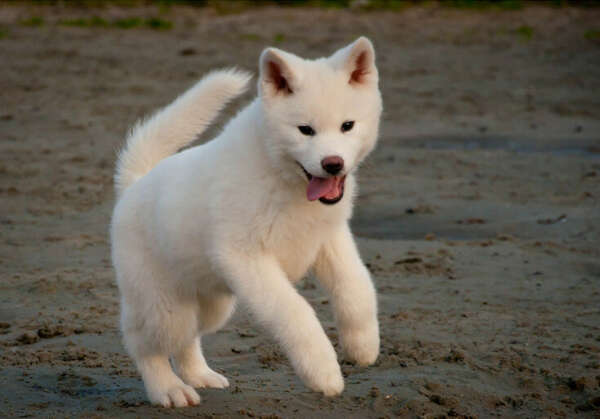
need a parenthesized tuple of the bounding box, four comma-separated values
(219, 251, 344, 396)
(314, 223, 380, 366)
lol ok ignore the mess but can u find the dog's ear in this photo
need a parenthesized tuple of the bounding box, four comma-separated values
(259, 48, 299, 98)
(330, 37, 378, 86)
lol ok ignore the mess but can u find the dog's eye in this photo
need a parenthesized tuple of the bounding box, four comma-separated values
(298, 125, 315, 136)
(341, 121, 354, 132)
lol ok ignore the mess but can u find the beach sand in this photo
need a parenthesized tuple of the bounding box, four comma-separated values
(1, 4, 599, 417)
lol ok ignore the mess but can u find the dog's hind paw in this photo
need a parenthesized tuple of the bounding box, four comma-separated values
(181, 367, 229, 389)
(148, 383, 201, 408)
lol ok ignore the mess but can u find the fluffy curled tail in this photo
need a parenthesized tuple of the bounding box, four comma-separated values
(114, 68, 252, 197)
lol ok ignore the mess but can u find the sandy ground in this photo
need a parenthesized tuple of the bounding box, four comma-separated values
(1, 3, 599, 418)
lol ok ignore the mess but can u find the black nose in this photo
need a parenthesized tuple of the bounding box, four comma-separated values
(321, 156, 344, 175)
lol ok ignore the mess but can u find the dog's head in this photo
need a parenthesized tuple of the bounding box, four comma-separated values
(258, 37, 382, 205)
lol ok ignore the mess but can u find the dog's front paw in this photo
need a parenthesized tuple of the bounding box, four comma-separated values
(341, 324, 380, 366)
(302, 361, 344, 396)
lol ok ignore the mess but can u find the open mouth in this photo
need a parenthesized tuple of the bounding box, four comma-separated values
(297, 162, 346, 205)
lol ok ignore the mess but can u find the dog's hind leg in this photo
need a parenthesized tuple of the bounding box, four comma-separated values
(173, 335, 229, 389)
(173, 292, 234, 389)
(197, 291, 236, 334)
(135, 353, 200, 408)
(121, 300, 202, 407)
(116, 246, 201, 408)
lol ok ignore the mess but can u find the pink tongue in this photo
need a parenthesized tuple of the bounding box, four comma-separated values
(307, 177, 336, 201)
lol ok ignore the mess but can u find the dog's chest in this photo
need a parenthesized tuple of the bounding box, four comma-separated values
(266, 209, 332, 283)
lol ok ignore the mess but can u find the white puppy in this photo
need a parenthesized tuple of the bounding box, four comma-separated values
(111, 37, 382, 408)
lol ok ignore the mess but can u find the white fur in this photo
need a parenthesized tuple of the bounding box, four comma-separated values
(111, 37, 382, 407)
